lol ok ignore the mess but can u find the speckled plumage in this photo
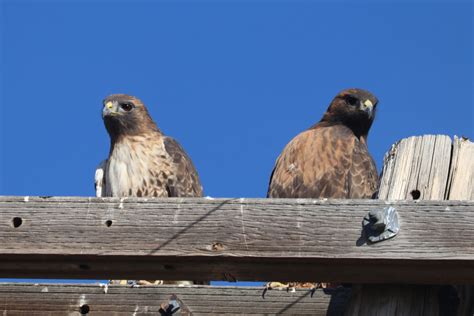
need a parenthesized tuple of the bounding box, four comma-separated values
(95, 94, 203, 199)
(95, 94, 203, 286)
(267, 88, 379, 199)
(266, 88, 379, 290)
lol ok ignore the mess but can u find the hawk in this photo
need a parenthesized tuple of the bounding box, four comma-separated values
(95, 94, 203, 286)
(267, 88, 379, 199)
(95, 94, 202, 199)
(265, 88, 379, 292)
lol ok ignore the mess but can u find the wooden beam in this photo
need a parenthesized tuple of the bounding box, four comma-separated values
(347, 135, 474, 316)
(0, 196, 473, 283)
(0, 283, 351, 316)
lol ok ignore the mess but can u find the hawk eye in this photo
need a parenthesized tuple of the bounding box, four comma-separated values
(345, 96, 358, 106)
(120, 102, 134, 112)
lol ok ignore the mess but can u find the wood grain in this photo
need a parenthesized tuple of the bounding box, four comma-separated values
(378, 135, 453, 200)
(348, 135, 474, 316)
(447, 135, 474, 200)
(0, 135, 473, 315)
(0, 196, 473, 283)
(0, 283, 351, 316)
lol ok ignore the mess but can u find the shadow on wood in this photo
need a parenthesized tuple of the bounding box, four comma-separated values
(346, 135, 474, 316)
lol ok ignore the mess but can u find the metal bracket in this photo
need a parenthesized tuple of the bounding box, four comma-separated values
(159, 294, 191, 316)
(363, 206, 400, 243)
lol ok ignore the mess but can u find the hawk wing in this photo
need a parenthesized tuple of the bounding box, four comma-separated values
(163, 136, 203, 197)
(267, 125, 378, 199)
(347, 136, 379, 198)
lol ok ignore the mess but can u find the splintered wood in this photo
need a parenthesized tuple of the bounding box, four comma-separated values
(447, 136, 474, 200)
(347, 135, 474, 316)
(378, 134, 452, 200)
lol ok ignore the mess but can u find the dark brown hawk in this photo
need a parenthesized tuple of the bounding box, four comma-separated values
(265, 88, 379, 292)
(268, 88, 379, 200)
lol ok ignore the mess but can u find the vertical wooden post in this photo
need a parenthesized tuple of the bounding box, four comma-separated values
(345, 135, 474, 316)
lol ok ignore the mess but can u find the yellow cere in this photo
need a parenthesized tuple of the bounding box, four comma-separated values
(364, 100, 373, 108)
(106, 102, 113, 109)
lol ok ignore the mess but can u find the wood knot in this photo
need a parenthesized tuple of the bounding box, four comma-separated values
(211, 242, 225, 251)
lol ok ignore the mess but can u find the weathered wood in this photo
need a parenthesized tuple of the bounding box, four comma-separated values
(0, 196, 473, 283)
(0, 135, 473, 315)
(347, 135, 474, 316)
(378, 134, 452, 200)
(0, 283, 351, 315)
(448, 136, 474, 316)
(345, 284, 441, 315)
(446, 135, 474, 200)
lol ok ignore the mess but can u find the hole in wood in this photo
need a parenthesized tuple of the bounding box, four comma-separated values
(105, 220, 113, 227)
(163, 264, 174, 270)
(79, 264, 90, 270)
(12, 217, 23, 228)
(212, 242, 225, 251)
(411, 190, 421, 200)
(79, 304, 90, 314)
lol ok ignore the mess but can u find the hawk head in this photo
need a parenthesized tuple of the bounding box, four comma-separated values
(102, 94, 160, 141)
(321, 88, 378, 137)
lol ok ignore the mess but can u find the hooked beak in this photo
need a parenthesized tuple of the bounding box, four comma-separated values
(361, 99, 375, 118)
(102, 101, 118, 117)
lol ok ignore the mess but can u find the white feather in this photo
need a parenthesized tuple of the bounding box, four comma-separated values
(95, 160, 107, 197)
(105, 136, 167, 197)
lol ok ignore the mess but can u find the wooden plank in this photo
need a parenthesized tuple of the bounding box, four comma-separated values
(0, 196, 473, 283)
(347, 135, 474, 316)
(0, 283, 351, 316)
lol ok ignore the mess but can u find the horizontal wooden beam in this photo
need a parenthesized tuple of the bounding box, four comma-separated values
(0, 283, 351, 316)
(0, 196, 473, 283)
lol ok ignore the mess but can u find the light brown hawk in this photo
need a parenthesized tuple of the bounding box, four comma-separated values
(95, 94, 203, 286)
(95, 94, 202, 199)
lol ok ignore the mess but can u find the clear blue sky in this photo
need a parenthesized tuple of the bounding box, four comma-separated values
(0, 1, 472, 284)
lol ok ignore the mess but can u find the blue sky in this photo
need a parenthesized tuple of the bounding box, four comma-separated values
(0, 1, 472, 284)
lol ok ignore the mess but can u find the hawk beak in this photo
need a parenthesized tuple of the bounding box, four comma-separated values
(361, 99, 374, 118)
(102, 101, 118, 117)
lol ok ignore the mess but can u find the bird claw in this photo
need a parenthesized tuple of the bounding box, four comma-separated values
(265, 282, 290, 290)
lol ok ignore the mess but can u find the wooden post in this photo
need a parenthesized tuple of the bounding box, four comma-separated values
(346, 135, 474, 316)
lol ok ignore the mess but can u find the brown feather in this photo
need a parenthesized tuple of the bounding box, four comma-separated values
(266, 88, 379, 289)
(101, 94, 203, 198)
(268, 88, 379, 199)
(163, 137, 203, 197)
(100, 94, 204, 286)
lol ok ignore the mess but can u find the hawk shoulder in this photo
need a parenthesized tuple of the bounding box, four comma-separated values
(267, 125, 378, 199)
(163, 136, 203, 197)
